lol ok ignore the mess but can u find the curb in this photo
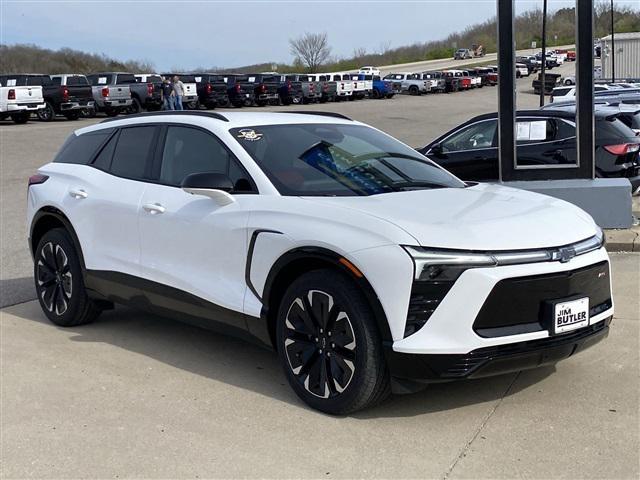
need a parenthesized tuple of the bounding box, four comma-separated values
(605, 227, 639, 253)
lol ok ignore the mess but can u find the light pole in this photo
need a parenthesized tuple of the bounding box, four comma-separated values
(610, 0, 615, 82)
(539, 0, 547, 107)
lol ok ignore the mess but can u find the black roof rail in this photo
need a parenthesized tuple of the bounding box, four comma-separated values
(100, 111, 229, 123)
(280, 111, 352, 121)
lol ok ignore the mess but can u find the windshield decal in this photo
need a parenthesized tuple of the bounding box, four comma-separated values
(236, 129, 264, 142)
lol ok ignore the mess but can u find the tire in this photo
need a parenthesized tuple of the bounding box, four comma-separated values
(104, 108, 119, 117)
(256, 99, 268, 107)
(63, 111, 80, 120)
(34, 228, 102, 327)
(128, 97, 142, 114)
(409, 85, 419, 96)
(371, 88, 380, 99)
(37, 102, 55, 122)
(83, 107, 97, 118)
(564, 79, 573, 86)
(11, 112, 29, 124)
(276, 269, 390, 415)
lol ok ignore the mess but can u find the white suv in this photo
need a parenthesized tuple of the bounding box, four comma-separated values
(27, 111, 613, 414)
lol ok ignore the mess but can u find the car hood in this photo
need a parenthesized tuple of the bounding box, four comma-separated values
(304, 183, 598, 251)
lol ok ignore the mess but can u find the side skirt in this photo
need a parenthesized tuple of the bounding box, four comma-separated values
(84, 270, 272, 349)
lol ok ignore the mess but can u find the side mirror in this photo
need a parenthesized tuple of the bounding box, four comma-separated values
(181, 172, 236, 206)
(430, 143, 443, 155)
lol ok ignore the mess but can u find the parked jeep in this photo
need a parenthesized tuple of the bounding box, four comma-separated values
(86, 73, 133, 116)
(0, 76, 45, 123)
(0, 74, 93, 121)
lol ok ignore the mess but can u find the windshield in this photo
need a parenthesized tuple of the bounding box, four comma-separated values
(231, 123, 465, 196)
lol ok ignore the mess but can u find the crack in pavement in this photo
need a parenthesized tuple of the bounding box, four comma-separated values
(442, 371, 522, 480)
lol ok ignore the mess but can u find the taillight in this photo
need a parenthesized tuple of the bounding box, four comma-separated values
(8, 89, 15, 100)
(235, 84, 241, 93)
(323, 83, 328, 92)
(310, 83, 315, 91)
(286, 81, 291, 92)
(603, 144, 640, 155)
(28, 174, 49, 187)
(61, 87, 69, 101)
(147, 83, 153, 96)
(260, 84, 266, 93)
(101, 87, 109, 97)
(205, 83, 212, 94)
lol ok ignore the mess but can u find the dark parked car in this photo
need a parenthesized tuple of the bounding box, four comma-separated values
(130, 74, 164, 112)
(191, 73, 230, 108)
(417, 110, 640, 193)
(0, 73, 93, 121)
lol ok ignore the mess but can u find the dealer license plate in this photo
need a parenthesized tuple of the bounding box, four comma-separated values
(553, 297, 589, 334)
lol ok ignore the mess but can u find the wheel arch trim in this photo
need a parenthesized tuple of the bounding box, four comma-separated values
(30, 207, 86, 272)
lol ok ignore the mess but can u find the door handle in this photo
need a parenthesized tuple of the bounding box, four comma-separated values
(543, 149, 564, 157)
(69, 188, 88, 199)
(143, 203, 166, 215)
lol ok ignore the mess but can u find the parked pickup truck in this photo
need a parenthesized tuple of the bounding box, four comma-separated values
(243, 74, 281, 106)
(329, 73, 354, 100)
(0, 76, 45, 123)
(352, 73, 373, 97)
(0, 74, 92, 121)
(86, 73, 133, 116)
(309, 74, 337, 103)
(131, 74, 163, 112)
(532, 72, 563, 95)
(161, 73, 199, 108)
(383, 73, 429, 95)
(342, 74, 368, 99)
(444, 70, 472, 90)
(192, 73, 230, 108)
(463, 70, 482, 88)
(285, 74, 321, 104)
(473, 67, 498, 86)
(368, 75, 396, 99)
(516, 63, 530, 78)
(516, 56, 541, 75)
(223, 75, 256, 107)
(409, 72, 445, 93)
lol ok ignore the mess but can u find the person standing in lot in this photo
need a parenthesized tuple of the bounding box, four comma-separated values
(173, 75, 185, 111)
(161, 77, 174, 110)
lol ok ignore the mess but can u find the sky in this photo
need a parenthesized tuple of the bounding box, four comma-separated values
(1, 0, 638, 71)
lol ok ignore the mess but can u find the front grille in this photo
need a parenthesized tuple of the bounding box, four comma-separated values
(474, 261, 611, 338)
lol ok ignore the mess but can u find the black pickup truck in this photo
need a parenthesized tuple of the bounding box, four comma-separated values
(244, 74, 281, 106)
(1, 73, 93, 121)
(285, 75, 320, 104)
(532, 72, 563, 95)
(224, 75, 256, 107)
(268, 74, 304, 105)
(192, 73, 230, 108)
(130, 74, 163, 112)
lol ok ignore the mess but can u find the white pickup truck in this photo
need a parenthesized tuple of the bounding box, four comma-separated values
(328, 73, 354, 100)
(341, 73, 367, 99)
(0, 76, 45, 124)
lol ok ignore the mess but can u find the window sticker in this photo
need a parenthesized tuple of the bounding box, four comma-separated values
(236, 129, 263, 142)
(517, 121, 547, 141)
(194, 76, 202, 83)
(98, 77, 107, 84)
(516, 122, 531, 141)
(7, 79, 16, 86)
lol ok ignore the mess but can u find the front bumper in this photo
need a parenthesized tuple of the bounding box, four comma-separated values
(392, 247, 613, 355)
(388, 318, 611, 382)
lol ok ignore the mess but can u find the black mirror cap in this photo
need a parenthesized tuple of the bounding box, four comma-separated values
(181, 172, 234, 192)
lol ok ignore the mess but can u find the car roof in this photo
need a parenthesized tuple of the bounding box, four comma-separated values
(75, 111, 357, 136)
(468, 109, 615, 121)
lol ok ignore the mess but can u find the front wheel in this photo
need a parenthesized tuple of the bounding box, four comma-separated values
(276, 269, 390, 415)
(11, 112, 30, 124)
(34, 228, 102, 327)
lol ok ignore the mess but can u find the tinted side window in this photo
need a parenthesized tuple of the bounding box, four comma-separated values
(110, 126, 156, 179)
(92, 133, 118, 170)
(441, 120, 497, 152)
(159, 126, 252, 190)
(54, 130, 114, 164)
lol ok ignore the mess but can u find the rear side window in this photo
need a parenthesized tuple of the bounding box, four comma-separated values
(54, 129, 114, 165)
(66, 76, 89, 86)
(110, 126, 156, 179)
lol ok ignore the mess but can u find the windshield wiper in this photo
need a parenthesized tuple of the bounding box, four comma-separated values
(392, 181, 450, 190)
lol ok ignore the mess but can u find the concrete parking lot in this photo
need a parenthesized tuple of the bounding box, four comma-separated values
(2, 61, 639, 478)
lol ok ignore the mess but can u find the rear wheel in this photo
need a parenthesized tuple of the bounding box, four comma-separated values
(276, 269, 390, 415)
(34, 228, 102, 327)
(104, 108, 119, 117)
(409, 85, 420, 95)
(128, 97, 142, 114)
(37, 102, 55, 122)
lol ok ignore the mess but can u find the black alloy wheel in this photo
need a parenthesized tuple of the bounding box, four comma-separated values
(277, 269, 390, 414)
(34, 228, 101, 327)
(283, 289, 357, 399)
(36, 240, 73, 316)
(37, 102, 55, 121)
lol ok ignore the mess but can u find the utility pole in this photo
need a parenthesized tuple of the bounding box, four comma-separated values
(610, 0, 615, 82)
(539, 0, 547, 107)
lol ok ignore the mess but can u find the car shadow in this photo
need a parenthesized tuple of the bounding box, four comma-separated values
(11, 303, 555, 418)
